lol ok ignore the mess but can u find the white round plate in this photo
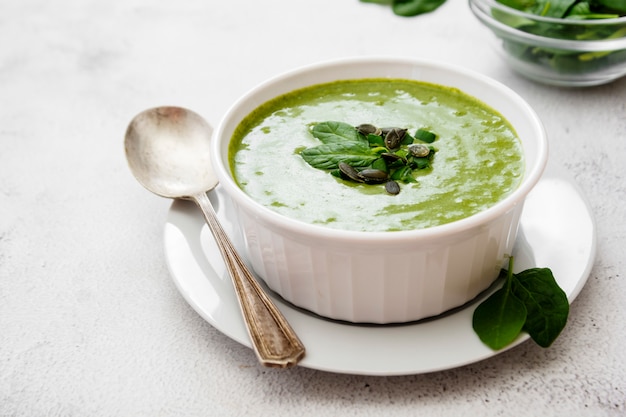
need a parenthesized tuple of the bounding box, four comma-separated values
(163, 161, 596, 376)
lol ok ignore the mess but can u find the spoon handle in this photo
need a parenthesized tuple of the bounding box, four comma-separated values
(193, 192, 306, 368)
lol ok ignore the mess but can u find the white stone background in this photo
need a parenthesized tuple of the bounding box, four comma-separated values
(1, 0, 625, 415)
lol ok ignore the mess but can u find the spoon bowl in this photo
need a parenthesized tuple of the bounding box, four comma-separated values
(124, 107, 216, 198)
(124, 106, 305, 368)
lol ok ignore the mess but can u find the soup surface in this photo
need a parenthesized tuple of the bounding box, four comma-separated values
(229, 78, 524, 232)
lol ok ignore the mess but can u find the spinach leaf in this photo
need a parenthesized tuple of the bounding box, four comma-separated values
(367, 134, 385, 146)
(415, 128, 437, 143)
(311, 121, 366, 145)
(497, 0, 535, 9)
(534, 0, 578, 18)
(300, 142, 379, 170)
(566, 2, 620, 18)
(390, 165, 417, 182)
(472, 268, 528, 350)
(302, 121, 381, 170)
(359, 0, 447, 16)
(599, 0, 626, 13)
(512, 268, 569, 347)
(393, 0, 447, 16)
(371, 157, 389, 172)
(473, 257, 570, 350)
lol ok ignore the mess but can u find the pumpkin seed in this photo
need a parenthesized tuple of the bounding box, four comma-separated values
(408, 143, 430, 157)
(385, 180, 401, 195)
(357, 169, 388, 184)
(356, 123, 382, 136)
(383, 128, 407, 150)
(381, 152, 406, 163)
(338, 162, 364, 183)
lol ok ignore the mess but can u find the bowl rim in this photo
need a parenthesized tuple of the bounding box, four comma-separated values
(469, 0, 626, 51)
(470, 0, 626, 25)
(212, 56, 549, 244)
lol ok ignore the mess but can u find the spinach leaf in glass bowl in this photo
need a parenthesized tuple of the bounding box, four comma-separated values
(469, 0, 626, 86)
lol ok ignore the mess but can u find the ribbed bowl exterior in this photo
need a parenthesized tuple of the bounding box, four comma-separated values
(235, 199, 524, 323)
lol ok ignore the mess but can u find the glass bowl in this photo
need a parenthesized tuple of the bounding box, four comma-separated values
(469, 0, 626, 86)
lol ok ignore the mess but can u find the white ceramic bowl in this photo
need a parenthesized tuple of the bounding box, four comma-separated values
(211, 57, 548, 324)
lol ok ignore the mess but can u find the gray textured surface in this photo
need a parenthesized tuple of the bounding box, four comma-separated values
(1, 0, 625, 415)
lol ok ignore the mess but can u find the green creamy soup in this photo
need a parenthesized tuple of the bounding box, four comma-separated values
(229, 78, 524, 232)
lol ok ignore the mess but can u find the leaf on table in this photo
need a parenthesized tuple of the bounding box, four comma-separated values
(472, 286, 527, 350)
(512, 268, 570, 348)
(393, 0, 447, 16)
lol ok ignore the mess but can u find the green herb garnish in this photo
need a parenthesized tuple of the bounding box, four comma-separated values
(360, 0, 447, 16)
(300, 121, 437, 195)
(415, 128, 437, 143)
(472, 256, 569, 350)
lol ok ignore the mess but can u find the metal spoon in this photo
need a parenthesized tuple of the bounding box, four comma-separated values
(124, 106, 305, 368)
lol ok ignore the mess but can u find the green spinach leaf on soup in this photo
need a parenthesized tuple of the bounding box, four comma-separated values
(299, 121, 437, 195)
